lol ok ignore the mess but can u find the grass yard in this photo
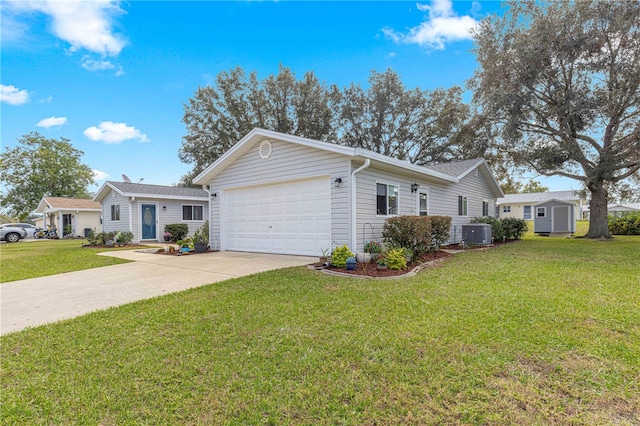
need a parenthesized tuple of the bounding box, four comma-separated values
(2, 235, 639, 424)
(0, 239, 136, 283)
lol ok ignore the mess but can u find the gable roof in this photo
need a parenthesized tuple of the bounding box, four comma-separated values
(93, 181, 209, 203)
(193, 128, 504, 197)
(533, 198, 577, 207)
(497, 190, 580, 205)
(36, 197, 102, 214)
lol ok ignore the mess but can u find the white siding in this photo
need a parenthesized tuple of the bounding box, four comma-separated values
(207, 140, 350, 254)
(102, 193, 130, 235)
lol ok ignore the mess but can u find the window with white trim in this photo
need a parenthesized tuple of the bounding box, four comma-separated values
(536, 207, 546, 217)
(110, 205, 120, 221)
(503, 205, 511, 213)
(182, 205, 204, 221)
(523, 205, 532, 220)
(458, 196, 468, 216)
(376, 183, 398, 215)
(419, 192, 428, 216)
(482, 201, 490, 217)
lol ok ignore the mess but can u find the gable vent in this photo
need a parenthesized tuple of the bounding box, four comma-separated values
(259, 140, 272, 159)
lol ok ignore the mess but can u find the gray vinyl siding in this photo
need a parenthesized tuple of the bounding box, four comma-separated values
(102, 193, 130, 235)
(534, 200, 576, 233)
(206, 139, 351, 251)
(132, 199, 208, 242)
(354, 163, 497, 249)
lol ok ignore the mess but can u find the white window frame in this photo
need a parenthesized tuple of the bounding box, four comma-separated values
(376, 182, 399, 216)
(417, 191, 429, 216)
(458, 195, 468, 216)
(536, 207, 547, 217)
(503, 205, 511, 213)
(482, 200, 490, 217)
(182, 204, 205, 221)
(110, 204, 120, 221)
(523, 205, 532, 220)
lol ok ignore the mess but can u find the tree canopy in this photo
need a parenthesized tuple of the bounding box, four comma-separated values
(180, 66, 488, 185)
(0, 133, 95, 220)
(470, 0, 640, 238)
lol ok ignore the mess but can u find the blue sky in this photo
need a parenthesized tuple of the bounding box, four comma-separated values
(1, 0, 576, 192)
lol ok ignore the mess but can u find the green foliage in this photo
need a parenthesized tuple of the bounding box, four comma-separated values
(471, 216, 506, 242)
(384, 248, 407, 270)
(164, 224, 188, 242)
(501, 217, 528, 240)
(363, 240, 383, 254)
(193, 220, 209, 244)
(177, 237, 194, 250)
(87, 231, 117, 246)
(429, 216, 452, 250)
(609, 212, 640, 235)
(114, 231, 134, 245)
(0, 132, 95, 220)
(331, 244, 354, 269)
(382, 216, 432, 257)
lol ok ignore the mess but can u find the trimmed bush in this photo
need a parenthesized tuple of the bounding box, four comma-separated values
(382, 216, 432, 257)
(164, 224, 188, 242)
(608, 211, 640, 235)
(331, 245, 354, 269)
(501, 217, 528, 240)
(429, 216, 452, 250)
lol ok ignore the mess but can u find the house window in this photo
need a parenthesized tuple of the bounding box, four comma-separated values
(376, 183, 398, 215)
(482, 201, 490, 217)
(536, 207, 546, 217)
(110, 205, 120, 221)
(458, 196, 468, 216)
(182, 205, 204, 221)
(419, 192, 428, 216)
(503, 205, 511, 213)
(523, 205, 532, 220)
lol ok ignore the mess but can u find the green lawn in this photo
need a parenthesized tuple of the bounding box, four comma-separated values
(0, 239, 136, 283)
(2, 235, 639, 424)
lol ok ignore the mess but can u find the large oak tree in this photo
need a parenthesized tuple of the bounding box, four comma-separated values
(470, 0, 640, 238)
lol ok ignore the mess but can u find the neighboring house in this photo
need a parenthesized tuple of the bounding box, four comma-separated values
(497, 191, 582, 221)
(35, 197, 102, 237)
(582, 202, 640, 219)
(533, 198, 577, 234)
(93, 181, 209, 243)
(193, 128, 504, 256)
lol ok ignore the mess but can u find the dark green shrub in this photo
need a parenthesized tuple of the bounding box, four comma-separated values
(332, 245, 354, 268)
(608, 211, 640, 235)
(429, 216, 452, 250)
(115, 231, 134, 244)
(471, 216, 505, 242)
(385, 248, 407, 270)
(501, 217, 528, 239)
(164, 224, 188, 242)
(363, 240, 383, 254)
(382, 216, 432, 257)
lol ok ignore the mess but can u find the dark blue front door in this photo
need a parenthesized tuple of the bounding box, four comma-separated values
(141, 204, 156, 240)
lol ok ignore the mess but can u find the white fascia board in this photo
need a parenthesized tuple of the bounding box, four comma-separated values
(456, 159, 486, 180)
(93, 182, 123, 202)
(532, 198, 576, 206)
(119, 194, 209, 202)
(354, 149, 458, 183)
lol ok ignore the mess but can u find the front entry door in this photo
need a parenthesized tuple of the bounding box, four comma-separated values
(141, 204, 157, 240)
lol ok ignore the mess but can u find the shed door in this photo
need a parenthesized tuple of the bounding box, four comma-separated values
(553, 206, 569, 232)
(223, 177, 331, 256)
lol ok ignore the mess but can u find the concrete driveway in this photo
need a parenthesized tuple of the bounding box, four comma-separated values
(0, 251, 315, 335)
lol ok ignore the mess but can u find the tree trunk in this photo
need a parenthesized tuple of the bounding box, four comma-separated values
(586, 181, 611, 239)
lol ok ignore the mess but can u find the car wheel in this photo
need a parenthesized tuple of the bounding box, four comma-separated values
(5, 232, 20, 243)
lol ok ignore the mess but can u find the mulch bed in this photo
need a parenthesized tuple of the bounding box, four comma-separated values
(324, 250, 452, 278)
(154, 248, 218, 256)
(82, 244, 148, 249)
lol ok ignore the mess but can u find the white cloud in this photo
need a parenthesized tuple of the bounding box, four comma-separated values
(383, 0, 478, 50)
(39, 95, 53, 103)
(93, 169, 109, 181)
(84, 121, 149, 144)
(36, 116, 68, 128)
(1, 84, 31, 105)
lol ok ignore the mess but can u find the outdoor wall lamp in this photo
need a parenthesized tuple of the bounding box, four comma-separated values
(411, 183, 419, 193)
(162, 206, 167, 211)
(211, 192, 218, 198)
(334, 177, 342, 188)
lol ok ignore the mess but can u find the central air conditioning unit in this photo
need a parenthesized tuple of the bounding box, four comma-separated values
(461, 224, 492, 245)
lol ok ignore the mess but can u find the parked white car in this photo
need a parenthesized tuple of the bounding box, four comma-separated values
(3, 223, 37, 238)
(0, 225, 28, 243)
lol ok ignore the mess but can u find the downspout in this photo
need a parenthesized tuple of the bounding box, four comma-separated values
(350, 159, 370, 251)
(129, 197, 135, 236)
(205, 185, 212, 246)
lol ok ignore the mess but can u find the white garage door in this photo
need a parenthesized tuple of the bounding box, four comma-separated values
(223, 177, 331, 256)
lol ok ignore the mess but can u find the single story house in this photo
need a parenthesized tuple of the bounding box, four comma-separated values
(93, 181, 209, 243)
(193, 128, 504, 256)
(533, 198, 577, 234)
(497, 190, 582, 220)
(582, 202, 640, 219)
(35, 197, 102, 237)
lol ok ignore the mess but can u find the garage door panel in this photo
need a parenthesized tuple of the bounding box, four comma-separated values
(224, 177, 331, 256)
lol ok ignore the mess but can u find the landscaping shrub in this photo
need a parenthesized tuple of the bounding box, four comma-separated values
(608, 211, 640, 235)
(471, 216, 505, 242)
(87, 231, 117, 246)
(501, 217, 528, 239)
(382, 216, 432, 257)
(331, 245, 354, 269)
(115, 231, 134, 244)
(385, 248, 407, 270)
(164, 224, 188, 242)
(429, 216, 452, 250)
(363, 240, 383, 254)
